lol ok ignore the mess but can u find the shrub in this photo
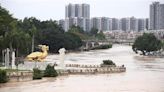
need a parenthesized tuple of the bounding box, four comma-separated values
(44, 65, 58, 77)
(102, 60, 116, 66)
(91, 44, 112, 50)
(0, 69, 8, 83)
(33, 68, 43, 80)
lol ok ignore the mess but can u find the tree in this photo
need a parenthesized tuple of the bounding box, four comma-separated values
(3, 20, 31, 56)
(68, 25, 89, 40)
(64, 32, 83, 50)
(96, 31, 106, 40)
(0, 5, 15, 62)
(162, 41, 164, 51)
(0, 5, 14, 36)
(38, 30, 82, 53)
(90, 28, 98, 36)
(0, 9, 31, 61)
(68, 25, 84, 34)
(132, 33, 162, 55)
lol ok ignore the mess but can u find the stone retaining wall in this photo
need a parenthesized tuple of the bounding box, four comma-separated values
(6, 65, 126, 82)
(57, 66, 126, 75)
(7, 71, 33, 82)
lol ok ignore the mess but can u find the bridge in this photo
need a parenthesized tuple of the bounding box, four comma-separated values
(82, 39, 134, 49)
(107, 39, 134, 45)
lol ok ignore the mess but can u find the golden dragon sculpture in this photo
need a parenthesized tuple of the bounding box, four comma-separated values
(26, 45, 49, 62)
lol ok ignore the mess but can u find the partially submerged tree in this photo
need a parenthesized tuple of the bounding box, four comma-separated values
(132, 33, 162, 55)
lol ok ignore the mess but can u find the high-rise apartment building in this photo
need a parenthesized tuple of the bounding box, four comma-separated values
(64, 17, 90, 31)
(100, 17, 110, 31)
(90, 17, 100, 30)
(65, 4, 90, 18)
(82, 4, 90, 18)
(129, 17, 138, 31)
(108, 18, 112, 31)
(138, 18, 149, 31)
(65, 18, 74, 31)
(149, 2, 164, 30)
(91, 17, 112, 31)
(119, 18, 130, 31)
(65, 4, 90, 31)
(138, 19, 146, 31)
(112, 18, 119, 30)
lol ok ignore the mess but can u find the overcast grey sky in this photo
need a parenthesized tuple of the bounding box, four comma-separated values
(0, 0, 164, 20)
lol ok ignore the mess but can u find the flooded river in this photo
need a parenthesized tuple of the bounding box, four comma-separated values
(0, 44, 164, 92)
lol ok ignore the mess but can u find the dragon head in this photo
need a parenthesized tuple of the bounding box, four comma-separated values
(38, 45, 49, 51)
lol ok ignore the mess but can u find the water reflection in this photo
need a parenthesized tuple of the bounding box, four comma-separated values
(0, 44, 164, 92)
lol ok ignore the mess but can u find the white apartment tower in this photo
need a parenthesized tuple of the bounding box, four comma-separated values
(149, 2, 164, 30)
(65, 4, 90, 31)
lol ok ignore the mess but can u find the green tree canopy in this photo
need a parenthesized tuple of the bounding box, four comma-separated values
(0, 5, 31, 59)
(68, 25, 90, 40)
(95, 31, 106, 40)
(132, 33, 162, 55)
(3, 20, 31, 56)
(90, 28, 98, 36)
(68, 25, 84, 34)
(38, 28, 82, 53)
(0, 6, 14, 36)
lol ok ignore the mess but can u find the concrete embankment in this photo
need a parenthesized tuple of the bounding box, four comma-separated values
(57, 64, 126, 75)
(6, 64, 126, 82)
(7, 71, 33, 82)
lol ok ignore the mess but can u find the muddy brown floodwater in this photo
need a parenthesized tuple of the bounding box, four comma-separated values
(0, 44, 164, 92)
